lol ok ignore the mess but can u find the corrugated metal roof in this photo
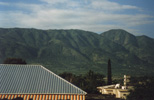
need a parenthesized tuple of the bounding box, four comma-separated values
(0, 64, 87, 94)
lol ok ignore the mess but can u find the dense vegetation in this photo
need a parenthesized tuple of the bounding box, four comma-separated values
(59, 70, 105, 94)
(3, 58, 26, 64)
(0, 28, 154, 76)
(127, 77, 154, 100)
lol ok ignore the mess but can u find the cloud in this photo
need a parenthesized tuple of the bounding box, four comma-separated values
(40, 0, 80, 9)
(89, 0, 140, 11)
(40, 0, 68, 4)
(0, 2, 9, 5)
(0, 0, 153, 37)
(39, 0, 140, 12)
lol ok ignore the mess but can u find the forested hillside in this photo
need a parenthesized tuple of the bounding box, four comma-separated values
(0, 28, 154, 76)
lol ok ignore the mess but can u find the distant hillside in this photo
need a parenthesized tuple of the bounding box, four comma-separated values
(0, 28, 154, 76)
(101, 29, 154, 66)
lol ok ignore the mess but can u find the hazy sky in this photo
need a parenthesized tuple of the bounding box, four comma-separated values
(0, 0, 154, 37)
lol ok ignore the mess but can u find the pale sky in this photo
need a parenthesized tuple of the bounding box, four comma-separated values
(0, 0, 154, 37)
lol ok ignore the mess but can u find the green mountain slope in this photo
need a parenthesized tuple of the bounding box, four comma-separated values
(101, 29, 154, 75)
(0, 28, 154, 76)
(136, 35, 154, 65)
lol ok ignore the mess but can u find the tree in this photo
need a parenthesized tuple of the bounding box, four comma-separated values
(3, 58, 27, 64)
(59, 72, 75, 83)
(107, 59, 112, 85)
(127, 78, 154, 100)
(84, 70, 105, 93)
(59, 70, 105, 94)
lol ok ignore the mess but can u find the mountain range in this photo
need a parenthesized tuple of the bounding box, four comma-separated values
(0, 28, 154, 76)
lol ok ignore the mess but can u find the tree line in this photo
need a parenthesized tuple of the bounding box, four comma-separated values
(59, 70, 106, 94)
(3, 58, 27, 64)
(127, 77, 154, 100)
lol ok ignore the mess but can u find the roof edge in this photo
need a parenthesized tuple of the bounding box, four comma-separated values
(40, 65, 87, 95)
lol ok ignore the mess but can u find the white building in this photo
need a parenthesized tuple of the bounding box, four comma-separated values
(97, 75, 133, 99)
